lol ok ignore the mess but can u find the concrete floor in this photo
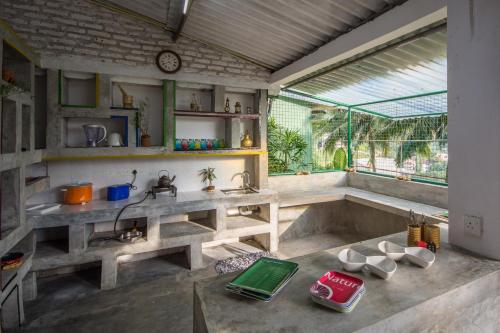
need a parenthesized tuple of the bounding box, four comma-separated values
(12, 234, 360, 333)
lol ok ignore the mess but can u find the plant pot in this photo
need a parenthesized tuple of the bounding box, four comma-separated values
(141, 134, 151, 147)
(2, 69, 14, 83)
(206, 185, 215, 192)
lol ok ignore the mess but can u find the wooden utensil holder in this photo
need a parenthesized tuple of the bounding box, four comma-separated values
(423, 224, 441, 249)
(407, 225, 421, 246)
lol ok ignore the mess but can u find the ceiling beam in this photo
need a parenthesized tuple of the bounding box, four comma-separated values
(270, 0, 447, 86)
(174, 0, 194, 41)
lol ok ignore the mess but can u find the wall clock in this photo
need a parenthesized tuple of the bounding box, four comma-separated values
(156, 50, 182, 74)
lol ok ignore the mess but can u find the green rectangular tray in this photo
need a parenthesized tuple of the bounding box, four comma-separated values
(228, 257, 299, 296)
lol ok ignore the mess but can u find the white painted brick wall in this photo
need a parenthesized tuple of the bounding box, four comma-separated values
(0, 0, 271, 84)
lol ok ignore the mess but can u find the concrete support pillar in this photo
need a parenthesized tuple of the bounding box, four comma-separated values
(147, 215, 161, 242)
(225, 118, 241, 149)
(212, 85, 225, 113)
(254, 203, 279, 252)
(215, 205, 227, 231)
(448, 0, 500, 259)
(187, 241, 204, 270)
(164, 80, 175, 151)
(68, 223, 86, 254)
(100, 254, 118, 290)
(22, 272, 37, 302)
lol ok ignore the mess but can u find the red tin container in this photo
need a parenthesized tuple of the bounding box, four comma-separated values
(310, 271, 365, 312)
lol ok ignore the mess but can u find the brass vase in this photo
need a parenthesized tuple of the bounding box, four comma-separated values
(241, 131, 253, 148)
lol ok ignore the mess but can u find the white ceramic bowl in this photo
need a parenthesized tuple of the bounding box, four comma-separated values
(405, 247, 435, 269)
(366, 256, 398, 280)
(378, 240, 436, 269)
(338, 249, 366, 272)
(378, 240, 406, 261)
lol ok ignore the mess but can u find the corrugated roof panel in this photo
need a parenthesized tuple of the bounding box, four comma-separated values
(289, 26, 447, 109)
(102, 0, 407, 70)
(184, 0, 406, 69)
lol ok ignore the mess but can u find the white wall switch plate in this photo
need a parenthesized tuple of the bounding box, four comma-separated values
(464, 215, 482, 237)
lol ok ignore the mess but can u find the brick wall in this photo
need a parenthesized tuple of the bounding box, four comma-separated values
(0, 0, 270, 86)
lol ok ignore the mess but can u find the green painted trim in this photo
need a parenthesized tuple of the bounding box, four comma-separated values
(162, 80, 168, 147)
(311, 169, 345, 174)
(350, 106, 393, 119)
(347, 107, 352, 167)
(391, 112, 448, 119)
(61, 104, 97, 108)
(349, 90, 448, 108)
(356, 170, 447, 187)
(173, 80, 177, 145)
(269, 169, 345, 176)
(95, 73, 100, 107)
(58, 70, 62, 105)
(282, 89, 350, 107)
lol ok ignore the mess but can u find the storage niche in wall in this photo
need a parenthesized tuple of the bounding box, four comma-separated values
(2, 41, 31, 92)
(225, 91, 256, 143)
(34, 67, 47, 150)
(59, 71, 98, 107)
(1, 168, 20, 238)
(1, 98, 17, 154)
(174, 84, 259, 151)
(64, 117, 129, 148)
(111, 81, 164, 147)
(21, 104, 31, 152)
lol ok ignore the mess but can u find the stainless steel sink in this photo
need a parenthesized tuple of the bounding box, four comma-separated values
(221, 188, 259, 195)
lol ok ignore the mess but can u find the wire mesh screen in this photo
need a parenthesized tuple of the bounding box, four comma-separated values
(351, 92, 448, 184)
(268, 91, 347, 174)
(268, 91, 448, 184)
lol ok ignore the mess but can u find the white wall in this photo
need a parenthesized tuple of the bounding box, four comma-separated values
(29, 157, 255, 204)
(448, 0, 500, 259)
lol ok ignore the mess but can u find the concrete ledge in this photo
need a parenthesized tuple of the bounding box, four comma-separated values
(347, 172, 448, 209)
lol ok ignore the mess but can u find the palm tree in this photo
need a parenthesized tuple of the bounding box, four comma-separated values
(313, 110, 448, 178)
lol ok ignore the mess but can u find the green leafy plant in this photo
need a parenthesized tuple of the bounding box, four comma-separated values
(138, 98, 149, 135)
(199, 167, 216, 187)
(268, 117, 308, 173)
(0, 83, 23, 98)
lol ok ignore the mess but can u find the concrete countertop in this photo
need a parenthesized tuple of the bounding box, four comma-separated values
(194, 232, 500, 333)
(30, 186, 447, 228)
(30, 189, 278, 227)
(278, 187, 446, 222)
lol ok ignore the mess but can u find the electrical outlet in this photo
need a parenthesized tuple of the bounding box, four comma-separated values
(464, 215, 482, 237)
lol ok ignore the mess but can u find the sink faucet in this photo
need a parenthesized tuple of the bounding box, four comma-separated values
(232, 171, 251, 189)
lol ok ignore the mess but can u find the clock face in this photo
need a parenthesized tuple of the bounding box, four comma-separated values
(156, 50, 182, 74)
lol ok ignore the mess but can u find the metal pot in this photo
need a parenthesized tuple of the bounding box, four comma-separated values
(61, 183, 93, 205)
(157, 170, 176, 188)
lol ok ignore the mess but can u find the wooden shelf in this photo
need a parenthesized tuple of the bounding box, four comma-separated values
(174, 110, 260, 120)
(42, 147, 266, 161)
(110, 106, 139, 111)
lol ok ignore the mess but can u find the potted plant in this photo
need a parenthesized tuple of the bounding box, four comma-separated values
(138, 98, 151, 146)
(199, 167, 216, 192)
(0, 82, 22, 98)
